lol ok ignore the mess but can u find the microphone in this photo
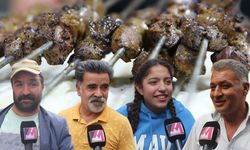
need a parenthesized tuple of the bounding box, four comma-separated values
(20, 121, 38, 150)
(87, 124, 106, 150)
(199, 121, 220, 150)
(164, 117, 186, 150)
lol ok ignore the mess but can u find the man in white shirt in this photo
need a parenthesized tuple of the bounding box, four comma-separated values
(183, 59, 250, 150)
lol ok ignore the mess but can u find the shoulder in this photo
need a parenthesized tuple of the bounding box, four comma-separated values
(41, 107, 67, 125)
(106, 107, 131, 128)
(195, 114, 214, 124)
(116, 104, 128, 117)
(189, 114, 214, 135)
(59, 104, 79, 118)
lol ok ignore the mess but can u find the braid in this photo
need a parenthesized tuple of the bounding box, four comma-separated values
(167, 98, 176, 117)
(128, 90, 143, 133)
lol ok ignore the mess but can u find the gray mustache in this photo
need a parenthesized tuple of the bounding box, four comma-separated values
(89, 96, 105, 103)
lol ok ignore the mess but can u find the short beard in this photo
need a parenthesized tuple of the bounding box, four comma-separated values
(14, 94, 41, 113)
(87, 96, 106, 113)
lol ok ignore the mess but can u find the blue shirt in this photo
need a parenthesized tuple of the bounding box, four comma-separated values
(117, 98, 195, 150)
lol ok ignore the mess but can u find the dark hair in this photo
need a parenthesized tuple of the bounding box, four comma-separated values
(75, 59, 113, 84)
(128, 59, 176, 133)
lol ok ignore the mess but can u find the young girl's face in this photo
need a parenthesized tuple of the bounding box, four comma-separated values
(136, 64, 173, 113)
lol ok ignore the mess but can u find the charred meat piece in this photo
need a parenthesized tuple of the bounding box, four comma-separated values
(0, 16, 26, 57)
(59, 4, 99, 41)
(35, 5, 91, 65)
(199, 0, 240, 12)
(74, 36, 105, 61)
(174, 44, 205, 82)
(180, 17, 206, 51)
(227, 26, 248, 53)
(132, 51, 149, 76)
(205, 26, 228, 52)
(211, 46, 250, 69)
(34, 12, 73, 65)
(34, 12, 60, 46)
(132, 50, 174, 77)
(195, 3, 249, 53)
(42, 23, 74, 65)
(147, 13, 182, 50)
(126, 17, 148, 39)
(111, 25, 142, 62)
(4, 23, 40, 64)
(89, 16, 122, 54)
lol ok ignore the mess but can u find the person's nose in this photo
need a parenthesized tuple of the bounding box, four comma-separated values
(22, 84, 30, 95)
(94, 88, 103, 97)
(159, 81, 166, 91)
(213, 86, 223, 98)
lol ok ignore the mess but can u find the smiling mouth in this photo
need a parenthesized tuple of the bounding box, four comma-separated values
(214, 100, 225, 106)
(156, 95, 168, 100)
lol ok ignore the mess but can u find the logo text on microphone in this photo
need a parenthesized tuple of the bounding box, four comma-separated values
(89, 130, 105, 143)
(23, 127, 37, 140)
(166, 122, 185, 137)
(199, 127, 214, 140)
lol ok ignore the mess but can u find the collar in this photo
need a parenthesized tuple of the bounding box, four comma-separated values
(72, 103, 108, 125)
(140, 100, 169, 119)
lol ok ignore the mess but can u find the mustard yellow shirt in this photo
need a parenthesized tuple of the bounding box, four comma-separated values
(59, 103, 135, 150)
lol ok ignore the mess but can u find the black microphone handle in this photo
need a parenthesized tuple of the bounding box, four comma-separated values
(24, 143, 33, 150)
(94, 146, 101, 150)
(174, 139, 182, 150)
(202, 145, 213, 150)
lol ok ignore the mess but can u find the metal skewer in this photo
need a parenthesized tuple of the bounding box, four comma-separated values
(43, 58, 81, 97)
(21, 41, 53, 61)
(173, 38, 209, 98)
(185, 38, 208, 104)
(0, 41, 53, 70)
(0, 55, 14, 69)
(109, 47, 125, 67)
(148, 36, 166, 59)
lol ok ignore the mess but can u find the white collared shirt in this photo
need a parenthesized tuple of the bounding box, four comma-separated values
(183, 103, 250, 150)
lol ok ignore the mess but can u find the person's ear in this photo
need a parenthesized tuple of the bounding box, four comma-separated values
(76, 82, 81, 96)
(135, 84, 143, 95)
(243, 82, 249, 96)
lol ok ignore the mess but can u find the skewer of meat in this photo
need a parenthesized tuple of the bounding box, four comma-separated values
(0, 2, 101, 69)
(43, 0, 152, 96)
(43, 15, 122, 96)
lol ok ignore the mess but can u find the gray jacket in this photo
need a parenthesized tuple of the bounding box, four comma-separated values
(0, 103, 74, 150)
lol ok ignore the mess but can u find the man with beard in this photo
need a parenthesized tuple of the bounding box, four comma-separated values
(59, 60, 135, 150)
(0, 59, 74, 150)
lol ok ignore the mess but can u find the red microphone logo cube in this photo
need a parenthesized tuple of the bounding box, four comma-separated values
(167, 122, 185, 137)
(23, 127, 37, 140)
(89, 130, 105, 143)
(199, 127, 214, 140)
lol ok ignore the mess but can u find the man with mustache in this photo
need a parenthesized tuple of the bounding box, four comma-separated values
(183, 59, 250, 150)
(59, 60, 135, 150)
(0, 59, 74, 150)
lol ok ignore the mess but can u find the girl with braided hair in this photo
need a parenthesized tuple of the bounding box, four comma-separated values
(117, 59, 195, 149)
